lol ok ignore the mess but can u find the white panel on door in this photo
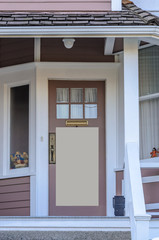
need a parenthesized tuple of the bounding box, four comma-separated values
(56, 127, 99, 206)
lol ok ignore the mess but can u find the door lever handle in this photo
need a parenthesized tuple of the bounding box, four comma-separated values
(49, 133, 56, 164)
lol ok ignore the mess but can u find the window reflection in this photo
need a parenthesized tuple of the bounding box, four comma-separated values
(57, 104, 69, 119)
(85, 104, 97, 119)
(85, 88, 97, 103)
(71, 104, 83, 119)
(56, 88, 69, 103)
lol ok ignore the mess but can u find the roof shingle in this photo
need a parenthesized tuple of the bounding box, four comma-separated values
(0, 1, 158, 27)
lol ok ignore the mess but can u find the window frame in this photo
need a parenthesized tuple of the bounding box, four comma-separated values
(56, 87, 98, 120)
(1, 79, 36, 178)
(139, 46, 159, 160)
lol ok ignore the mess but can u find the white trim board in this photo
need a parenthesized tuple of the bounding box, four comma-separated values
(0, 216, 130, 231)
(35, 61, 120, 216)
(139, 92, 159, 102)
(0, 26, 158, 38)
(140, 157, 159, 168)
(149, 219, 159, 240)
(142, 175, 159, 184)
(146, 203, 159, 210)
(0, 65, 36, 178)
(104, 37, 115, 55)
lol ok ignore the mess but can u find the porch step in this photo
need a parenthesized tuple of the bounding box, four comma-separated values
(140, 158, 159, 168)
(0, 231, 131, 240)
(149, 219, 159, 239)
(0, 216, 130, 231)
(146, 203, 159, 210)
(142, 175, 159, 183)
(147, 212, 159, 216)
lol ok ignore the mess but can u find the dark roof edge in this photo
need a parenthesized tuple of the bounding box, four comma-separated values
(123, 1, 159, 26)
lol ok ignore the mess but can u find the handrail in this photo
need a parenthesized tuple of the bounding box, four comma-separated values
(125, 142, 151, 240)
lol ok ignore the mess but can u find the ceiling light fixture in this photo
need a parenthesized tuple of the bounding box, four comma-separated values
(62, 38, 75, 49)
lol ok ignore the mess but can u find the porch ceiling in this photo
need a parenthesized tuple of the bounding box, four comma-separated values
(0, 37, 154, 68)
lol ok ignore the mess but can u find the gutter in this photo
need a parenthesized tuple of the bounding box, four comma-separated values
(0, 25, 158, 38)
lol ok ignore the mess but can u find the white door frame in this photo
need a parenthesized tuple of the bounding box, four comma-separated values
(0, 61, 119, 217)
(35, 62, 119, 216)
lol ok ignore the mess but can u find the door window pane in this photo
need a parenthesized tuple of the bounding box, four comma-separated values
(56, 88, 69, 103)
(10, 85, 29, 169)
(71, 104, 83, 119)
(71, 88, 83, 103)
(85, 88, 97, 103)
(85, 104, 97, 119)
(57, 104, 69, 119)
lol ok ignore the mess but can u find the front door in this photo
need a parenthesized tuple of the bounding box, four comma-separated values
(49, 80, 106, 216)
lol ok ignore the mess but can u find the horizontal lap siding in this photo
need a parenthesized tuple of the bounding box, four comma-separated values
(0, 39, 34, 68)
(142, 169, 159, 205)
(0, 0, 111, 11)
(116, 169, 159, 207)
(41, 38, 114, 62)
(0, 177, 30, 216)
(116, 171, 123, 196)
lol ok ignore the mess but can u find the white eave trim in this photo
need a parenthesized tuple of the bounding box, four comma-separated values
(0, 26, 158, 38)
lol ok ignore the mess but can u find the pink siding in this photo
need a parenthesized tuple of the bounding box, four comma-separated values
(116, 169, 159, 217)
(142, 169, 159, 205)
(116, 171, 123, 196)
(0, 177, 30, 216)
(0, 0, 111, 11)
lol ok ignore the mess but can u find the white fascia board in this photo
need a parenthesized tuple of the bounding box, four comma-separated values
(104, 37, 115, 55)
(139, 37, 159, 46)
(0, 26, 158, 38)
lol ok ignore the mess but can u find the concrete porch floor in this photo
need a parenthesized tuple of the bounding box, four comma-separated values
(0, 231, 131, 240)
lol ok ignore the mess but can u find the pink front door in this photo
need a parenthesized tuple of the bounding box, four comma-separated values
(49, 80, 106, 216)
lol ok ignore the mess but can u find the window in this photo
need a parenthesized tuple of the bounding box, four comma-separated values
(56, 87, 97, 119)
(10, 85, 29, 169)
(139, 46, 159, 159)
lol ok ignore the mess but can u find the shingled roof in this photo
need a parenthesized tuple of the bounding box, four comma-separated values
(0, 1, 158, 26)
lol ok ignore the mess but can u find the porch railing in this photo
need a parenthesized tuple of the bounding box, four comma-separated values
(124, 142, 151, 240)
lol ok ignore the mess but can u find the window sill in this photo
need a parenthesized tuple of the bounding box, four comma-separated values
(139, 92, 159, 102)
(0, 172, 36, 180)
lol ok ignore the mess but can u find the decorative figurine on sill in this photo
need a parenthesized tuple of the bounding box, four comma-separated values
(150, 147, 159, 158)
(10, 151, 29, 169)
(23, 152, 29, 166)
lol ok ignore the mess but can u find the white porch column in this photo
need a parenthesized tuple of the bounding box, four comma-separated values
(124, 38, 150, 240)
(35, 67, 49, 216)
(124, 37, 140, 217)
(124, 38, 139, 145)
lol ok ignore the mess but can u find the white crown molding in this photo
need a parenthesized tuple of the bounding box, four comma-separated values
(0, 26, 158, 38)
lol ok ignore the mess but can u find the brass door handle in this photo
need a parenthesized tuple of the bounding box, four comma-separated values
(49, 133, 56, 164)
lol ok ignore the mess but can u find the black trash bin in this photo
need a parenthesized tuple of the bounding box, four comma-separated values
(113, 196, 125, 216)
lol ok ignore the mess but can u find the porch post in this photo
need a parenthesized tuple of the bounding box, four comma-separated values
(124, 38, 139, 146)
(123, 37, 139, 218)
(123, 38, 150, 240)
(35, 67, 49, 216)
